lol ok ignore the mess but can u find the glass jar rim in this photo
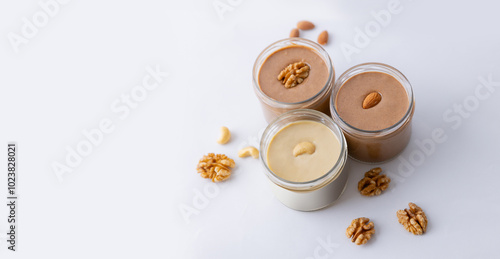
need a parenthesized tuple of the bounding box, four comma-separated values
(252, 38, 334, 106)
(260, 109, 348, 191)
(330, 62, 415, 136)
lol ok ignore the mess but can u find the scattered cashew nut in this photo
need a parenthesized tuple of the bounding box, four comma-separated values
(238, 146, 259, 159)
(217, 126, 231, 144)
(293, 141, 316, 157)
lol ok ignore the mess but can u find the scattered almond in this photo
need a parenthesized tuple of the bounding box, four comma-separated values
(297, 20, 315, 30)
(290, 28, 300, 38)
(362, 92, 382, 109)
(317, 30, 328, 45)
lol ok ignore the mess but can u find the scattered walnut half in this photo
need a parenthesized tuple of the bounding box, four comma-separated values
(358, 167, 390, 196)
(397, 202, 428, 235)
(197, 153, 235, 182)
(346, 217, 375, 245)
(277, 62, 310, 88)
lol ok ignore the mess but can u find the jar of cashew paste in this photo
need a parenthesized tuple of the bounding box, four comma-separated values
(260, 109, 349, 211)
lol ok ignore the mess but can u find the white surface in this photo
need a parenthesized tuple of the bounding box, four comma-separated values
(1, 0, 500, 258)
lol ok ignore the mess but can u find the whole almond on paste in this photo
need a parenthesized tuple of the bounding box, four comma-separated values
(297, 21, 315, 30)
(362, 92, 382, 109)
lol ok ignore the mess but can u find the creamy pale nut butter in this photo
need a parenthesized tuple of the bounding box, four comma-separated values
(260, 109, 348, 211)
(330, 63, 415, 163)
(267, 121, 340, 182)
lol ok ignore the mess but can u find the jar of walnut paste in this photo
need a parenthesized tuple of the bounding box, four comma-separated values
(260, 109, 349, 211)
(253, 38, 335, 123)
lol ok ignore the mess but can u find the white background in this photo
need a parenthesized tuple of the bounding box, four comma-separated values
(1, 0, 500, 258)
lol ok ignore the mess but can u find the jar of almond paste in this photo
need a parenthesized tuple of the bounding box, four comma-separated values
(260, 109, 348, 211)
(330, 63, 415, 163)
(253, 38, 335, 123)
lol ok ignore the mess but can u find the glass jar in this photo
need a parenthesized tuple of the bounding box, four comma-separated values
(252, 38, 335, 123)
(330, 63, 415, 163)
(260, 109, 348, 211)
